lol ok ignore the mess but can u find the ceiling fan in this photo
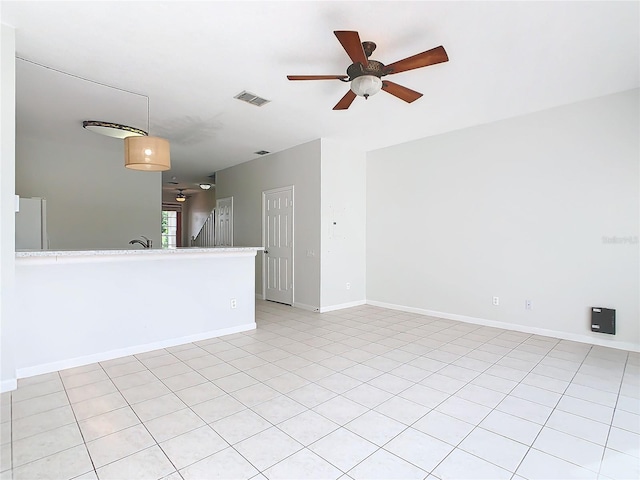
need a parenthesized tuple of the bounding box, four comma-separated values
(175, 189, 187, 202)
(287, 31, 449, 110)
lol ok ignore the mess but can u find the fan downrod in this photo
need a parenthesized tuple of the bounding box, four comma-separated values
(362, 41, 377, 58)
(344, 41, 384, 80)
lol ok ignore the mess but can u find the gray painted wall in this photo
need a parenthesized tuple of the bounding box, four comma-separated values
(216, 140, 322, 310)
(14, 59, 161, 251)
(367, 89, 639, 349)
(187, 189, 216, 240)
(16, 133, 161, 250)
(217, 138, 368, 312)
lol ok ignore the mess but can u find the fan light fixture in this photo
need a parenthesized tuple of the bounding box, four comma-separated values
(287, 31, 448, 110)
(176, 189, 187, 202)
(350, 75, 382, 98)
(199, 183, 212, 190)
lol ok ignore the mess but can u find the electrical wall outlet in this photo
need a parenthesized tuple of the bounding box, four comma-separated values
(492, 296, 500, 306)
(230, 298, 237, 309)
(346, 283, 351, 290)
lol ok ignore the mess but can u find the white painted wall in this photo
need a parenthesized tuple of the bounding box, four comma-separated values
(367, 89, 640, 350)
(216, 140, 321, 310)
(0, 24, 17, 391)
(14, 250, 257, 378)
(320, 138, 366, 311)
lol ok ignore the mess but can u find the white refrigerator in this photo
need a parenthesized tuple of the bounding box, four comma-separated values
(15, 197, 49, 250)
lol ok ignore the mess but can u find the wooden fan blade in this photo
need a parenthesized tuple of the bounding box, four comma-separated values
(334, 31, 368, 65)
(287, 75, 348, 81)
(333, 89, 357, 110)
(384, 46, 449, 75)
(381, 81, 423, 103)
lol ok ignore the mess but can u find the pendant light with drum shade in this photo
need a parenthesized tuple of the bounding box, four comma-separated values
(19, 59, 170, 172)
(124, 136, 170, 171)
(123, 98, 170, 171)
(83, 95, 170, 171)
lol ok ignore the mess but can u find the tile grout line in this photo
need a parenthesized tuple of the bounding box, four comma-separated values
(508, 343, 615, 478)
(55, 352, 191, 477)
(113, 342, 317, 478)
(10, 371, 97, 479)
(596, 349, 629, 478)
(309, 316, 631, 478)
(263, 310, 539, 477)
(391, 327, 549, 478)
(58, 338, 301, 477)
(208, 308, 474, 476)
(59, 369, 100, 479)
(6, 302, 636, 480)
(100, 348, 229, 478)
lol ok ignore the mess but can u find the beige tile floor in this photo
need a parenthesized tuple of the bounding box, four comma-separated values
(0, 300, 639, 479)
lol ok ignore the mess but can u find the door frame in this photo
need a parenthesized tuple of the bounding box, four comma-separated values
(176, 211, 182, 247)
(261, 185, 294, 303)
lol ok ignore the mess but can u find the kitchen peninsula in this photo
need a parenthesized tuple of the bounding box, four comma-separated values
(13, 247, 262, 380)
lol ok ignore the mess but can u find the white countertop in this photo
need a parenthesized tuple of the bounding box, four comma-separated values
(16, 246, 264, 258)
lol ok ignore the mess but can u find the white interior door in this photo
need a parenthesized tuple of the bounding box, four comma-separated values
(263, 186, 294, 305)
(215, 197, 233, 246)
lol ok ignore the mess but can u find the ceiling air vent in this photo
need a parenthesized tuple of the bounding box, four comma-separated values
(234, 91, 271, 107)
(254, 150, 270, 155)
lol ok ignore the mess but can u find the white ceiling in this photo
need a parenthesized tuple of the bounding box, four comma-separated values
(3, 1, 638, 191)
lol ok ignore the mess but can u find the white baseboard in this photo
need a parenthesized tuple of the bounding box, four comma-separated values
(1, 378, 18, 393)
(15, 322, 256, 380)
(320, 300, 367, 313)
(293, 302, 320, 312)
(366, 300, 640, 353)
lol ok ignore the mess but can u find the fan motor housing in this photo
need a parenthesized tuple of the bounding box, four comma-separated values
(347, 60, 386, 80)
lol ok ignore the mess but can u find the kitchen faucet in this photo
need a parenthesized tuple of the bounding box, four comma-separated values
(129, 236, 152, 249)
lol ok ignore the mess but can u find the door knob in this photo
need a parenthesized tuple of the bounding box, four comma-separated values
(264, 250, 269, 254)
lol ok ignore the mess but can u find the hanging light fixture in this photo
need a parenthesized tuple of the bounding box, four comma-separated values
(124, 97, 170, 171)
(125, 136, 170, 171)
(82, 121, 147, 139)
(199, 183, 212, 190)
(83, 98, 170, 171)
(17, 59, 170, 173)
(176, 189, 187, 202)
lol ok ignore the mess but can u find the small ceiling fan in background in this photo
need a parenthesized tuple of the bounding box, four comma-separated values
(287, 30, 449, 110)
(175, 189, 187, 202)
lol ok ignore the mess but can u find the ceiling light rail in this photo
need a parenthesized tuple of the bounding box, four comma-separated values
(16, 57, 147, 99)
